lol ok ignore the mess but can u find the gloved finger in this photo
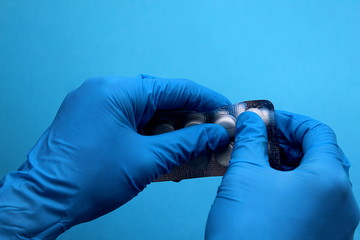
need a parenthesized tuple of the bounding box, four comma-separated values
(150, 123, 230, 173)
(141, 74, 231, 112)
(275, 110, 346, 168)
(230, 111, 269, 168)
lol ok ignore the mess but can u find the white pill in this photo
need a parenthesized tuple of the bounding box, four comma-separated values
(234, 103, 246, 118)
(247, 108, 270, 125)
(214, 143, 233, 167)
(184, 119, 204, 128)
(152, 123, 175, 135)
(214, 115, 236, 137)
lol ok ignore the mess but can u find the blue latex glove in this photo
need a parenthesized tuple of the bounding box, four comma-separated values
(0, 74, 231, 239)
(206, 111, 359, 240)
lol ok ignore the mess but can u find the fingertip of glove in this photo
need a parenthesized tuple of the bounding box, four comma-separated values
(231, 112, 269, 166)
(234, 111, 268, 145)
(205, 123, 231, 137)
(236, 111, 266, 131)
(212, 95, 232, 109)
(200, 124, 231, 150)
(194, 91, 231, 112)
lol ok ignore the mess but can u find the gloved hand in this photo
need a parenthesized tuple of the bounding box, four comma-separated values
(0, 74, 231, 239)
(206, 111, 360, 240)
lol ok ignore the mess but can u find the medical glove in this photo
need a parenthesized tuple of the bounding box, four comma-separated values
(0, 74, 231, 239)
(206, 111, 359, 240)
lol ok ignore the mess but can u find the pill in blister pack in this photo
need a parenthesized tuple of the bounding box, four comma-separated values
(142, 100, 281, 182)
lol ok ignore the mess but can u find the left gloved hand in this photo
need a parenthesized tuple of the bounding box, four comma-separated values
(0, 74, 231, 239)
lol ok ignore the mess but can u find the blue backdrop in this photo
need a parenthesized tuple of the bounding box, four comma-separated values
(1, 1, 359, 239)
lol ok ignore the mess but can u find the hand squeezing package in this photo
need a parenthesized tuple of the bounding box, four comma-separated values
(142, 100, 281, 182)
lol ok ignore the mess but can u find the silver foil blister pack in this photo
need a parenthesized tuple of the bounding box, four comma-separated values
(142, 100, 281, 182)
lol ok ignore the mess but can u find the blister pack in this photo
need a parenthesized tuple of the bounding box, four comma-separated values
(142, 100, 281, 182)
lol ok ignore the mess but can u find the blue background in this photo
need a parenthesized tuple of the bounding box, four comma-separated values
(1, 1, 359, 239)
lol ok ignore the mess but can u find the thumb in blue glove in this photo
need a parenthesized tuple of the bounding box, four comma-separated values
(206, 111, 359, 240)
(0, 75, 230, 239)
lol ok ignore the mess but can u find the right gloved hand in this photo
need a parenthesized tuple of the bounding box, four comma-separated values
(206, 110, 359, 240)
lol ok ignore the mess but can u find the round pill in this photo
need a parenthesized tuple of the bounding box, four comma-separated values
(152, 123, 175, 135)
(184, 119, 204, 128)
(215, 142, 234, 167)
(247, 108, 270, 124)
(189, 155, 211, 169)
(234, 103, 246, 118)
(214, 115, 236, 137)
